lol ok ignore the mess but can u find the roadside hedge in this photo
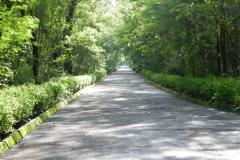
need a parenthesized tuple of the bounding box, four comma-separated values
(141, 69, 240, 107)
(0, 70, 106, 135)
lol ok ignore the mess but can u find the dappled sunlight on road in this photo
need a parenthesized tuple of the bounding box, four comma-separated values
(2, 66, 240, 160)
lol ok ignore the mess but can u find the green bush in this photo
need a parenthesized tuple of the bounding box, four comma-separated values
(32, 84, 51, 116)
(90, 70, 107, 83)
(0, 85, 37, 134)
(106, 67, 116, 74)
(141, 69, 240, 107)
(212, 78, 240, 105)
(0, 91, 18, 134)
(0, 70, 106, 135)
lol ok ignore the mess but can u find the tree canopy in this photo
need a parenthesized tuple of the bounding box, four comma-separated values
(1, 0, 240, 87)
(117, 0, 240, 77)
(0, 0, 125, 87)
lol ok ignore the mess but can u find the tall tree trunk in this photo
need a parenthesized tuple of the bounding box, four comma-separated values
(1, 0, 13, 8)
(220, 26, 226, 73)
(219, 0, 226, 74)
(215, 17, 221, 76)
(20, 4, 40, 83)
(32, 32, 39, 84)
(216, 34, 221, 75)
(31, 0, 45, 84)
(63, 0, 79, 74)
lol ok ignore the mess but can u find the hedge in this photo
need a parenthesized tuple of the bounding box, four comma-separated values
(0, 70, 106, 135)
(141, 69, 240, 107)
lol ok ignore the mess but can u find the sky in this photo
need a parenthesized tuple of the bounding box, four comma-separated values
(111, 0, 117, 10)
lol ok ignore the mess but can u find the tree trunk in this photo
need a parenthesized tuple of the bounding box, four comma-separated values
(216, 34, 221, 75)
(63, 0, 79, 74)
(32, 32, 39, 84)
(220, 26, 226, 74)
(31, 0, 45, 84)
(219, 0, 226, 74)
(1, 0, 13, 8)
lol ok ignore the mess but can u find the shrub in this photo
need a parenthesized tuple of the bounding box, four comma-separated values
(0, 91, 18, 134)
(90, 70, 107, 83)
(212, 78, 239, 105)
(0, 70, 106, 135)
(141, 69, 240, 106)
(0, 85, 37, 134)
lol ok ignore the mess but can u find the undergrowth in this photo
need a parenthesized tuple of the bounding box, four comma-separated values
(141, 69, 240, 110)
(0, 70, 106, 140)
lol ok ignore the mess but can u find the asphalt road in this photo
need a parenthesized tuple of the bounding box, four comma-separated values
(1, 66, 240, 160)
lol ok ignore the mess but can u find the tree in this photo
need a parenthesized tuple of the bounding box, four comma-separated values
(0, 0, 38, 86)
(68, 0, 123, 75)
(116, 0, 240, 77)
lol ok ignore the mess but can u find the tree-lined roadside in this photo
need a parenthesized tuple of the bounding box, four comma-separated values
(0, 0, 123, 87)
(118, 0, 240, 77)
(115, 0, 240, 111)
(2, 0, 240, 111)
(1, 0, 123, 140)
(141, 69, 240, 111)
(2, 1, 240, 157)
(1, 67, 240, 160)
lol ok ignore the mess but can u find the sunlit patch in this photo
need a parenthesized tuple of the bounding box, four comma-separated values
(133, 90, 155, 94)
(186, 120, 205, 126)
(163, 150, 203, 159)
(113, 98, 129, 101)
(84, 123, 155, 136)
(137, 105, 148, 109)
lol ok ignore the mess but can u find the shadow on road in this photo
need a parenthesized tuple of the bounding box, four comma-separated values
(1, 66, 240, 160)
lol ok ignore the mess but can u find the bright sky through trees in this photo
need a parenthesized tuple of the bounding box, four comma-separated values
(110, 0, 117, 10)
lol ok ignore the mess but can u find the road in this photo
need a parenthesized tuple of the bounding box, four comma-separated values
(1, 66, 240, 160)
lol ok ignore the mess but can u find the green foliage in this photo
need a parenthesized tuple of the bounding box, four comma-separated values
(117, 0, 240, 77)
(70, 2, 103, 74)
(33, 0, 72, 82)
(0, 84, 37, 134)
(68, 0, 123, 75)
(0, 0, 38, 86)
(0, 71, 106, 135)
(12, 61, 34, 85)
(141, 69, 240, 107)
(0, 12, 39, 56)
(90, 70, 107, 83)
(0, 0, 122, 86)
(0, 65, 14, 88)
(212, 78, 239, 105)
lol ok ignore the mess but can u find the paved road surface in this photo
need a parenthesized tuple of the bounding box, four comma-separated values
(1, 66, 240, 160)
